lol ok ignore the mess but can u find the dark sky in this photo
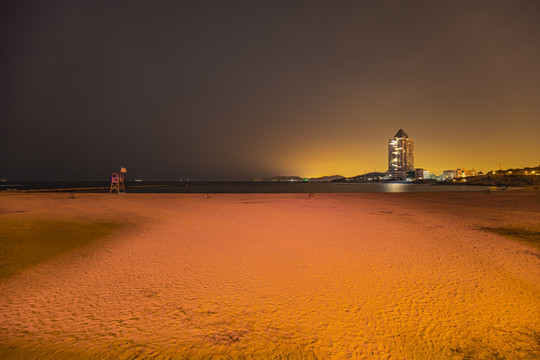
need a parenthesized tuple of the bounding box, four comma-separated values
(2, 0, 540, 180)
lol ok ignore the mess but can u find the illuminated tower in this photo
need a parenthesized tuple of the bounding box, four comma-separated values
(388, 129, 414, 178)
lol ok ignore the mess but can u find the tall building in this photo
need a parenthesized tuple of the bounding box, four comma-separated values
(388, 129, 414, 179)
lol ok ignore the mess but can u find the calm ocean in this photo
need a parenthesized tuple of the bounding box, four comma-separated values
(0, 181, 491, 193)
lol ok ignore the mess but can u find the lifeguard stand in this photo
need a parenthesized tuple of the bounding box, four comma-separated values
(110, 167, 127, 194)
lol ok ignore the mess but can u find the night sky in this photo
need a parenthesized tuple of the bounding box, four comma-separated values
(2, 1, 540, 180)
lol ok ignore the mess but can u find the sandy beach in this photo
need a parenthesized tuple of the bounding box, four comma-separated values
(0, 190, 539, 359)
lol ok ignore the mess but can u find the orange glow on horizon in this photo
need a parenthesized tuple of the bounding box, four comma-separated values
(263, 124, 539, 177)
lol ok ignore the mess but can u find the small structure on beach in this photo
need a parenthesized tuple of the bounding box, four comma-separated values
(110, 167, 127, 194)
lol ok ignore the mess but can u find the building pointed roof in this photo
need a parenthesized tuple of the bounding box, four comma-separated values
(394, 129, 409, 138)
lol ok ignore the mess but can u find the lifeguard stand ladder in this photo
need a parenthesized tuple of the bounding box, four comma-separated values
(110, 167, 127, 194)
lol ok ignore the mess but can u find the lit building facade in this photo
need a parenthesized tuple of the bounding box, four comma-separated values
(443, 170, 457, 180)
(415, 168, 429, 179)
(443, 168, 476, 180)
(387, 129, 414, 179)
(456, 168, 476, 178)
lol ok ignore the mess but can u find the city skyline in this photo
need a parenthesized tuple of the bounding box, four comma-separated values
(1, 1, 540, 180)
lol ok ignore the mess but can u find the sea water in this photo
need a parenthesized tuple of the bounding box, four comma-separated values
(0, 181, 492, 193)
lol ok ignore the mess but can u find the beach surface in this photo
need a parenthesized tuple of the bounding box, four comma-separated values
(1, 190, 539, 359)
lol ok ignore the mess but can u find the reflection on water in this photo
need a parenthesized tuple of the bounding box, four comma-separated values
(381, 183, 409, 192)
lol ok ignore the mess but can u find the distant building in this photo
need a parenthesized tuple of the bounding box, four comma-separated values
(443, 170, 456, 180)
(456, 168, 476, 178)
(387, 129, 414, 179)
(443, 168, 476, 180)
(405, 169, 429, 180)
(415, 168, 429, 179)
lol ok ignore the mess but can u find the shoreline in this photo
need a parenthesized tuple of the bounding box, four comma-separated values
(0, 181, 507, 194)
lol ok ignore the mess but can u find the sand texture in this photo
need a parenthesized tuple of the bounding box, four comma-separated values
(0, 191, 539, 359)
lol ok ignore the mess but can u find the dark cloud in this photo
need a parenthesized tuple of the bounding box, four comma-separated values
(2, 0, 539, 180)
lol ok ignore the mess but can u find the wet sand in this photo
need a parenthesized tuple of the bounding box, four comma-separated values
(1, 190, 539, 359)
